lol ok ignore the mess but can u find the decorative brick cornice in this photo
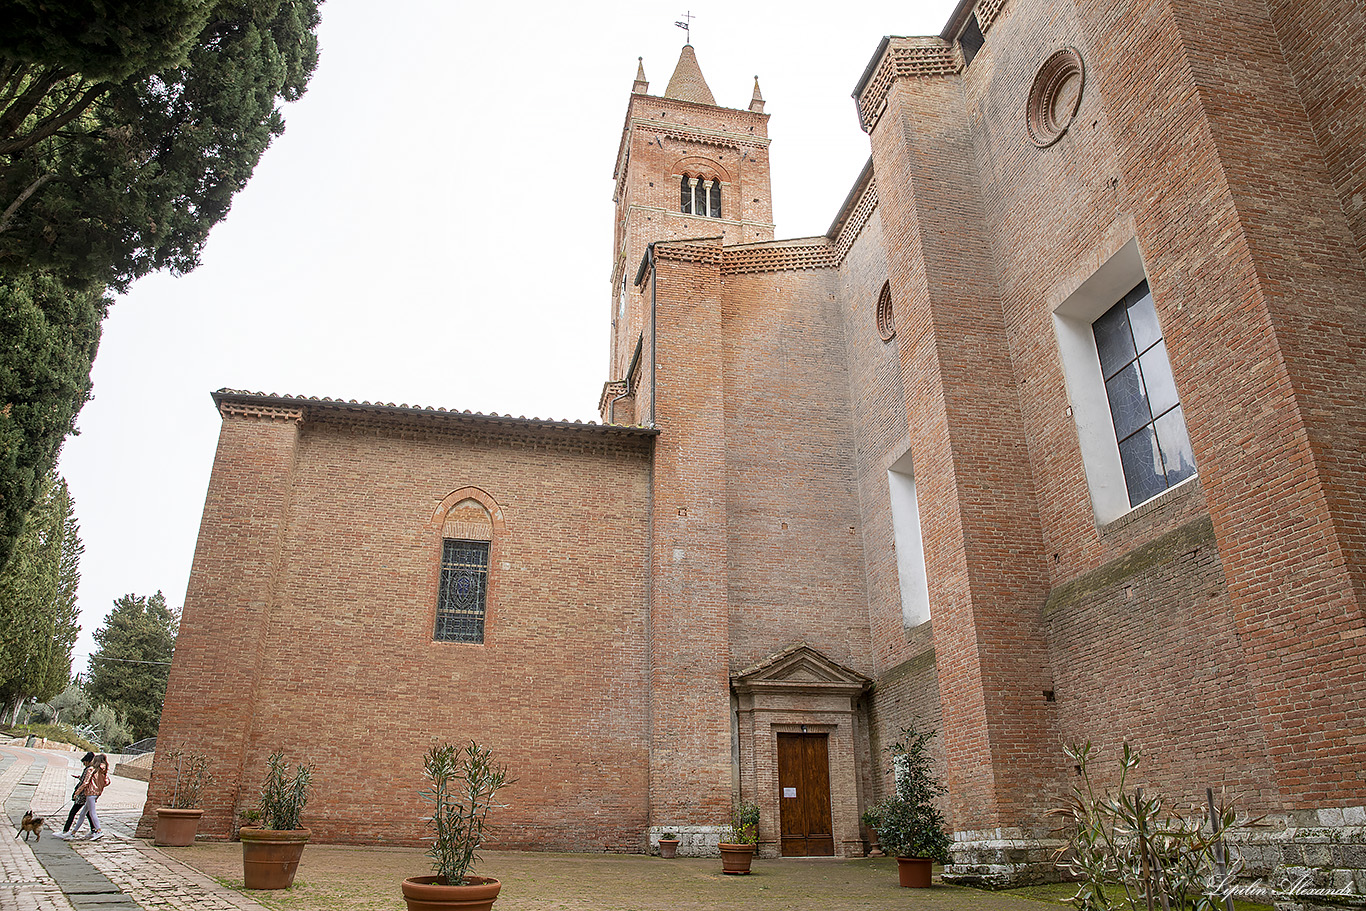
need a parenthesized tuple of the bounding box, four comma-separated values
(653, 240, 722, 265)
(976, 0, 1009, 32)
(856, 38, 960, 133)
(210, 389, 658, 445)
(831, 176, 878, 266)
(721, 240, 836, 274)
(218, 402, 304, 423)
(599, 380, 628, 414)
(631, 118, 770, 152)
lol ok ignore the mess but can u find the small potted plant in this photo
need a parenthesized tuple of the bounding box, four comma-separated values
(154, 748, 211, 846)
(718, 800, 760, 874)
(871, 723, 952, 887)
(658, 830, 680, 858)
(401, 741, 513, 911)
(861, 806, 884, 856)
(239, 750, 314, 890)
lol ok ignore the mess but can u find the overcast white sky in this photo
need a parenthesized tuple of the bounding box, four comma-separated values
(56, 1, 960, 673)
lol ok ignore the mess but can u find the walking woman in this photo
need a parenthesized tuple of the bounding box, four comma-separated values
(57, 753, 109, 840)
(59, 752, 96, 836)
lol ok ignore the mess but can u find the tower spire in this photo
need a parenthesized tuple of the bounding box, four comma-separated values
(633, 57, 649, 94)
(664, 43, 716, 105)
(749, 76, 765, 113)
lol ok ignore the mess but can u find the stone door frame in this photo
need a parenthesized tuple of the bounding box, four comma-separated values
(731, 643, 872, 858)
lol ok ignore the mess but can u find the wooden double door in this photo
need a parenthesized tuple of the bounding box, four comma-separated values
(777, 733, 834, 856)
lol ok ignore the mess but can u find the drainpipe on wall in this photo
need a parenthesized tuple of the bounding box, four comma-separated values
(607, 335, 643, 425)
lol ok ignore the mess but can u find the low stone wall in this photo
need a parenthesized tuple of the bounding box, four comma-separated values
(113, 752, 153, 782)
(647, 825, 728, 857)
(2, 736, 77, 751)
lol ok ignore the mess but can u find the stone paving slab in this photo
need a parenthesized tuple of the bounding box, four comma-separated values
(2, 746, 271, 911)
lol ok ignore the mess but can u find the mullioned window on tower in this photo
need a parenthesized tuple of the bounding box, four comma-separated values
(680, 175, 721, 218)
(435, 538, 489, 643)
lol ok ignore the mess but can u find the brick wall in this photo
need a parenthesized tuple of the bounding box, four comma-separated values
(719, 264, 871, 674)
(867, 38, 1061, 836)
(143, 401, 656, 851)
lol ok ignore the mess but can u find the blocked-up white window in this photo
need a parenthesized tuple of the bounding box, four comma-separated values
(888, 451, 931, 627)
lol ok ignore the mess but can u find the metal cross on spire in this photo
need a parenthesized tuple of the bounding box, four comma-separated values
(674, 10, 695, 44)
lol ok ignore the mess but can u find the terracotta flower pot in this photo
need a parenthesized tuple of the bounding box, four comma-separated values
(658, 838, 679, 858)
(239, 826, 310, 889)
(402, 875, 502, 911)
(718, 842, 755, 874)
(153, 807, 204, 846)
(896, 856, 934, 888)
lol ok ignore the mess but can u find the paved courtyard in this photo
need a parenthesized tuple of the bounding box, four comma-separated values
(4, 744, 1061, 911)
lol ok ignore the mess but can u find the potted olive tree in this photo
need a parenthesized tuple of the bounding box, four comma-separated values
(718, 800, 760, 874)
(401, 741, 513, 911)
(871, 724, 952, 887)
(239, 750, 314, 890)
(154, 748, 211, 846)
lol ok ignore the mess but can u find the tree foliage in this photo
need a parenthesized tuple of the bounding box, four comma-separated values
(0, 471, 83, 722)
(0, 0, 321, 288)
(85, 591, 179, 741)
(0, 272, 105, 569)
(0, 0, 321, 570)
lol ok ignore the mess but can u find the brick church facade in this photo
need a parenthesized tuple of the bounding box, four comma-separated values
(144, 0, 1366, 894)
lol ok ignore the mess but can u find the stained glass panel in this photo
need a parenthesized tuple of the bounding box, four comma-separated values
(1093, 304, 1136, 379)
(1118, 426, 1167, 506)
(436, 539, 489, 643)
(1105, 362, 1150, 441)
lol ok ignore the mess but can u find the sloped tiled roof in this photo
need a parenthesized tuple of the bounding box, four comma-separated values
(210, 389, 657, 435)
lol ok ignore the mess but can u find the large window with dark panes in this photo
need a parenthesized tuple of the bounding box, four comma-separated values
(1093, 280, 1197, 506)
(435, 538, 489, 643)
(680, 175, 721, 218)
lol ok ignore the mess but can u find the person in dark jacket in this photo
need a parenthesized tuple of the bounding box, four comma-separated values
(57, 754, 109, 840)
(59, 752, 96, 835)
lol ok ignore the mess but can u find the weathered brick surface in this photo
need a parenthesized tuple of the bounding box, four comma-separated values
(154, 9, 1366, 882)
(145, 401, 656, 851)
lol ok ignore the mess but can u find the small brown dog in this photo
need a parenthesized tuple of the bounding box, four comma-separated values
(16, 810, 45, 841)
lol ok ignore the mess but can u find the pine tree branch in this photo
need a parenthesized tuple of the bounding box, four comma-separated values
(0, 170, 54, 234)
(0, 67, 69, 140)
(0, 81, 107, 156)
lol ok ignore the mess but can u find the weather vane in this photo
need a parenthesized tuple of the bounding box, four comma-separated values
(674, 11, 695, 44)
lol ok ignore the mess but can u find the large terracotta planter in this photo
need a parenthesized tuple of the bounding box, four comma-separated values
(402, 875, 502, 911)
(896, 856, 934, 888)
(153, 807, 203, 846)
(718, 842, 755, 874)
(239, 826, 310, 889)
(658, 838, 679, 858)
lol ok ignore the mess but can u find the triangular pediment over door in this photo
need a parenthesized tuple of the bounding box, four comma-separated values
(731, 642, 872, 699)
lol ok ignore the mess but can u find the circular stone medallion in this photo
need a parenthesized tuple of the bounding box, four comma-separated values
(1027, 47, 1085, 147)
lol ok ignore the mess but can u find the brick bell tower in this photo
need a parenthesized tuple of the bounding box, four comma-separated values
(600, 44, 776, 854)
(601, 44, 774, 424)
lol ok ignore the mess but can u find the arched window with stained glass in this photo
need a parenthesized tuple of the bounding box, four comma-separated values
(435, 496, 495, 643)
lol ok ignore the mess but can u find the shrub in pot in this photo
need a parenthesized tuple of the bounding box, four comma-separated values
(154, 749, 210, 846)
(240, 750, 314, 890)
(401, 740, 514, 911)
(861, 806, 884, 856)
(658, 830, 679, 858)
(871, 724, 951, 887)
(718, 800, 759, 874)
